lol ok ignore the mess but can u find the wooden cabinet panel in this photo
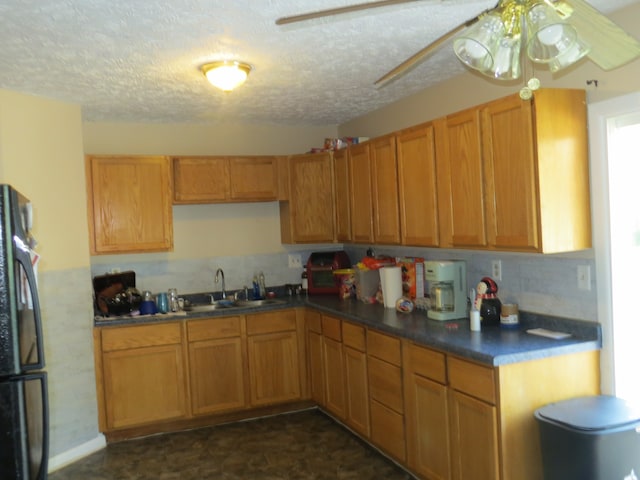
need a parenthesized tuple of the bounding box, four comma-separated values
(370, 399, 406, 462)
(435, 110, 487, 248)
(367, 329, 401, 366)
(187, 316, 241, 342)
(281, 152, 335, 243)
(102, 322, 181, 351)
(407, 343, 446, 384)
(396, 123, 440, 247)
(228, 156, 279, 200)
(370, 135, 400, 244)
(405, 374, 450, 480)
(344, 346, 370, 437)
(246, 310, 296, 335)
(368, 356, 404, 413)
(348, 143, 374, 243)
(321, 315, 342, 342)
(173, 156, 279, 204)
(188, 337, 246, 415)
(86, 155, 173, 254)
(308, 329, 325, 405)
(342, 322, 365, 352)
(323, 336, 346, 419)
(449, 390, 499, 480)
(247, 331, 301, 406)
(173, 156, 229, 203)
(333, 148, 352, 242)
(102, 344, 187, 429)
(448, 357, 496, 404)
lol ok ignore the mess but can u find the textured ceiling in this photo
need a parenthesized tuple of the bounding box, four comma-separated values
(0, 0, 637, 126)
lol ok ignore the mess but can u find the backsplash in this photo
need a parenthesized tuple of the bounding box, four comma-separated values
(91, 245, 597, 322)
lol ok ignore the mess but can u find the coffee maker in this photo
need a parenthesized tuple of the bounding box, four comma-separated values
(424, 260, 467, 321)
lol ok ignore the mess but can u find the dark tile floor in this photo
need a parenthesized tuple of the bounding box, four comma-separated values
(49, 409, 413, 479)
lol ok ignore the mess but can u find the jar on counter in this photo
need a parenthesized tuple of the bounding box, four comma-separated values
(500, 303, 519, 328)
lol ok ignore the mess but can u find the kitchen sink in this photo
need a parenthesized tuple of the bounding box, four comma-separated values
(233, 298, 285, 307)
(183, 299, 234, 312)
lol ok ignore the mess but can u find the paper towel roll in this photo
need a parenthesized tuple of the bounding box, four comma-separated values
(379, 266, 403, 309)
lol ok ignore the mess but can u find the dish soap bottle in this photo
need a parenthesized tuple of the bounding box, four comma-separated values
(301, 266, 308, 295)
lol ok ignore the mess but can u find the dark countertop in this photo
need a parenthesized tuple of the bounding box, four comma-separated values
(94, 294, 601, 367)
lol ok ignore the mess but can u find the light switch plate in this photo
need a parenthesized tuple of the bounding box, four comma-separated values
(577, 265, 591, 290)
(288, 254, 302, 268)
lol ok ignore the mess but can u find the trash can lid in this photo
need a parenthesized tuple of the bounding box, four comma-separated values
(535, 395, 640, 432)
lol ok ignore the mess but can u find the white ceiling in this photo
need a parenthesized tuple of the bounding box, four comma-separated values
(0, 0, 637, 126)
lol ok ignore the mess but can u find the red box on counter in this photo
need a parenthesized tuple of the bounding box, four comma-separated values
(397, 257, 425, 299)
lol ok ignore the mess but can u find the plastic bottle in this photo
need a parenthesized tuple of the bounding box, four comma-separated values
(301, 266, 308, 295)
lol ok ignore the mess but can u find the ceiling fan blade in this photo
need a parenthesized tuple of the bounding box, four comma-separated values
(374, 12, 487, 87)
(553, 0, 640, 70)
(276, 0, 423, 25)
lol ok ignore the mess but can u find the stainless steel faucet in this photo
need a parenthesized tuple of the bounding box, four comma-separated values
(215, 268, 226, 299)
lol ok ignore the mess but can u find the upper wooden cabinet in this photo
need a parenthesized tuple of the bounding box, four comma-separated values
(348, 143, 374, 243)
(370, 135, 401, 244)
(481, 89, 591, 252)
(435, 107, 488, 249)
(437, 88, 590, 253)
(280, 152, 335, 243)
(86, 155, 173, 255)
(173, 156, 280, 204)
(332, 148, 352, 242)
(396, 123, 440, 247)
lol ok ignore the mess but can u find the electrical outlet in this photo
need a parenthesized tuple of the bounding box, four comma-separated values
(288, 254, 302, 268)
(491, 260, 502, 281)
(577, 265, 591, 290)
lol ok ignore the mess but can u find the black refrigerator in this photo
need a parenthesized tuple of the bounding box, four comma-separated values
(0, 184, 48, 479)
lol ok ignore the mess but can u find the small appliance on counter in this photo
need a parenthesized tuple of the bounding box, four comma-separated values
(424, 260, 467, 321)
(306, 251, 351, 295)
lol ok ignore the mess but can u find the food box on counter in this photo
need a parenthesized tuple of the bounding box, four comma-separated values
(397, 257, 425, 299)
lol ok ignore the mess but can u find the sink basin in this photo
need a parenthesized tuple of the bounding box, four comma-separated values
(234, 299, 285, 308)
(183, 299, 234, 312)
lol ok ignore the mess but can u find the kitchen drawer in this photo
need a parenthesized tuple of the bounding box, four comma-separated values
(187, 316, 241, 342)
(408, 343, 446, 384)
(368, 356, 404, 413)
(321, 315, 342, 342)
(306, 309, 322, 334)
(101, 322, 182, 352)
(367, 329, 401, 366)
(370, 399, 406, 462)
(246, 310, 296, 335)
(448, 356, 496, 404)
(342, 322, 365, 352)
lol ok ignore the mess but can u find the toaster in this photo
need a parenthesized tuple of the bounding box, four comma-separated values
(306, 251, 351, 295)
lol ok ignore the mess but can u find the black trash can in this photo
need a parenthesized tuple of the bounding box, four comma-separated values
(535, 395, 640, 480)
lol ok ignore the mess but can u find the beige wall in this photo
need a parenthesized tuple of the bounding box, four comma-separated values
(0, 89, 90, 271)
(339, 3, 640, 138)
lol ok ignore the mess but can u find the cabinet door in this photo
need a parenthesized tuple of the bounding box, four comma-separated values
(344, 346, 370, 437)
(435, 109, 487, 248)
(449, 390, 499, 480)
(173, 156, 230, 203)
(348, 143, 374, 243)
(284, 152, 335, 243)
(87, 155, 173, 254)
(247, 331, 301, 406)
(333, 148, 352, 242)
(323, 336, 346, 419)
(228, 156, 279, 201)
(188, 337, 246, 415)
(102, 344, 187, 429)
(370, 135, 400, 244)
(397, 124, 440, 247)
(308, 329, 325, 405)
(370, 400, 406, 462)
(405, 374, 450, 480)
(482, 95, 539, 251)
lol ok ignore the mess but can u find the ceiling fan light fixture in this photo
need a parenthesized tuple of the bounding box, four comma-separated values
(485, 34, 522, 80)
(201, 61, 252, 92)
(453, 13, 504, 72)
(525, 3, 577, 63)
(548, 36, 590, 72)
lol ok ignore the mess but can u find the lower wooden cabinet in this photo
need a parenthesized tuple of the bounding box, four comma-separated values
(246, 310, 301, 406)
(323, 336, 346, 419)
(187, 316, 246, 415)
(98, 322, 188, 430)
(343, 322, 369, 437)
(306, 310, 325, 405)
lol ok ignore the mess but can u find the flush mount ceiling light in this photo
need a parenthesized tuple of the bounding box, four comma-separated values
(201, 61, 252, 92)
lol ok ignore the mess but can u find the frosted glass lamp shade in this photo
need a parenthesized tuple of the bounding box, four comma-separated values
(202, 61, 252, 91)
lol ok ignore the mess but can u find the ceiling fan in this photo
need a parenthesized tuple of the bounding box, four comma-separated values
(276, 0, 640, 89)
